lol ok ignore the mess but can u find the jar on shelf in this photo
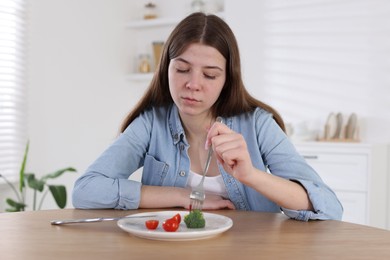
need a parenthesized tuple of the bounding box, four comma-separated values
(152, 41, 164, 69)
(138, 54, 151, 73)
(144, 2, 157, 19)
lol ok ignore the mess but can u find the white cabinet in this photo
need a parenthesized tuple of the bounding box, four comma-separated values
(294, 142, 389, 229)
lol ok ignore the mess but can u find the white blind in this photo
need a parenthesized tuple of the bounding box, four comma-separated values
(261, 0, 390, 124)
(0, 0, 27, 179)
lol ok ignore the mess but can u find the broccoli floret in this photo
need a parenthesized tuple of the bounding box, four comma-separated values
(184, 209, 206, 228)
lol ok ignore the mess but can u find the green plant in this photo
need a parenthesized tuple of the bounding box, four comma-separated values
(0, 141, 76, 212)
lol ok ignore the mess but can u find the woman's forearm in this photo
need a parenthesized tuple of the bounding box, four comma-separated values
(139, 185, 190, 208)
(243, 168, 314, 211)
(139, 185, 235, 210)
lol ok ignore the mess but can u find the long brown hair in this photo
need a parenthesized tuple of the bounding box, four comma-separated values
(120, 12, 285, 132)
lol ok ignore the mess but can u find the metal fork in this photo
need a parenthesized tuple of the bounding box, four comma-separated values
(189, 117, 223, 211)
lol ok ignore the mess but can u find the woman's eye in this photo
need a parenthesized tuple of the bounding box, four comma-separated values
(176, 68, 189, 73)
(204, 74, 216, 80)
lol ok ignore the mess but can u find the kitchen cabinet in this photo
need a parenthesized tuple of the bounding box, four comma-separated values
(294, 142, 389, 229)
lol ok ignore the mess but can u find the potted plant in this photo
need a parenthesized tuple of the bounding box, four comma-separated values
(0, 141, 76, 212)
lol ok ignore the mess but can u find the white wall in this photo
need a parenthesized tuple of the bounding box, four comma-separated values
(21, 0, 140, 210)
(225, 0, 390, 143)
(1, 0, 389, 211)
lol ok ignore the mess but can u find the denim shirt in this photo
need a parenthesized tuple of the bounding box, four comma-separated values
(72, 104, 343, 221)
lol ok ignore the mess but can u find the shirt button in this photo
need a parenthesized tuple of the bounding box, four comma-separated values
(179, 171, 186, 177)
(174, 134, 179, 140)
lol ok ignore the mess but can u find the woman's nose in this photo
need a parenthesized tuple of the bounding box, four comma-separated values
(186, 73, 202, 90)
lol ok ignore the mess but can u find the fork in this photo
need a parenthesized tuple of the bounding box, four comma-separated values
(189, 117, 223, 211)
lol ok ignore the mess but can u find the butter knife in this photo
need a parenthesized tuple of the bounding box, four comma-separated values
(51, 214, 157, 225)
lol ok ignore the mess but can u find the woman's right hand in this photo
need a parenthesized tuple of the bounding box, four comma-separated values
(206, 120, 255, 185)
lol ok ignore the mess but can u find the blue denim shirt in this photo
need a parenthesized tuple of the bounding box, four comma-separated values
(72, 104, 343, 221)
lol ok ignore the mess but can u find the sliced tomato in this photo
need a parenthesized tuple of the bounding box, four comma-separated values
(145, 220, 159, 230)
(171, 213, 181, 224)
(162, 218, 179, 232)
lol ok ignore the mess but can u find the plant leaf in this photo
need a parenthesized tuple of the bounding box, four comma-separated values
(41, 167, 76, 182)
(19, 141, 29, 192)
(0, 173, 23, 202)
(6, 208, 19, 212)
(25, 173, 45, 192)
(48, 185, 67, 209)
(6, 198, 26, 211)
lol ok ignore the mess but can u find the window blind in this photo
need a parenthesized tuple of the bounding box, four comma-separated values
(261, 0, 389, 123)
(0, 0, 27, 179)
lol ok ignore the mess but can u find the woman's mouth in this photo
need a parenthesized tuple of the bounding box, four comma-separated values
(181, 96, 201, 105)
(182, 96, 199, 102)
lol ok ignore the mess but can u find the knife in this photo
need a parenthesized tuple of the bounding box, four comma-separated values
(50, 214, 157, 225)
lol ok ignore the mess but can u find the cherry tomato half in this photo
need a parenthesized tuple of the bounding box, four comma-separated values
(171, 213, 181, 224)
(145, 220, 159, 230)
(162, 218, 179, 232)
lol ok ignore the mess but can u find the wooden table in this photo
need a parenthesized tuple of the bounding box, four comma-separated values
(1, 209, 390, 259)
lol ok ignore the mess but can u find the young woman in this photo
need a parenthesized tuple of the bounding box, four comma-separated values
(72, 13, 343, 221)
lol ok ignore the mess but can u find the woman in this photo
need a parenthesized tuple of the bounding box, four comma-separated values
(72, 13, 343, 221)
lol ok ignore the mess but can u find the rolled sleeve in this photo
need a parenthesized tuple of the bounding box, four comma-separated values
(282, 179, 343, 221)
(117, 179, 142, 209)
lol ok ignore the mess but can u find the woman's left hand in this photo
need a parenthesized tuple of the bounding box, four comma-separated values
(206, 121, 255, 184)
(184, 193, 235, 210)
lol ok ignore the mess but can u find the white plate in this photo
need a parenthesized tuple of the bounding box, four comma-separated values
(346, 113, 357, 139)
(117, 210, 233, 241)
(325, 112, 338, 139)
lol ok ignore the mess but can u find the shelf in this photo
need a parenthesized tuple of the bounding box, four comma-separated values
(126, 12, 225, 29)
(127, 73, 153, 82)
(126, 16, 184, 29)
(126, 10, 226, 83)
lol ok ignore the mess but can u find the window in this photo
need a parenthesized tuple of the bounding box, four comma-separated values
(260, 0, 388, 123)
(0, 0, 27, 179)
